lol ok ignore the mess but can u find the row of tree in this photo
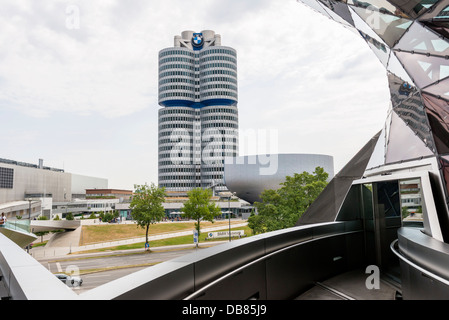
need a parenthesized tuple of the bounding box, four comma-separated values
(129, 184, 220, 245)
(248, 167, 328, 234)
(130, 166, 329, 245)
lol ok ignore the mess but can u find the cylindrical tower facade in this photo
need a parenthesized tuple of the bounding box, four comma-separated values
(158, 31, 239, 193)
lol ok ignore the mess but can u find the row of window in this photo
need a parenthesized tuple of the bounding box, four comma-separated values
(200, 48, 236, 58)
(159, 159, 227, 165)
(159, 144, 237, 155)
(159, 135, 238, 145)
(159, 129, 193, 137)
(202, 122, 238, 129)
(201, 84, 238, 92)
(160, 84, 237, 94)
(202, 107, 238, 115)
(160, 55, 237, 67)
(160, 56, 195, 65)
(159, 108, 197, 116)
(159, 145, 193, 152)
(159, 92, 195, 99)
(201, 69, 237, 78)
(159, 49, 195, 58)
(159, 174, 226, 181)
(160, 63, 195, 72)
(159, 167, 224, 174)
(159, 116, 195, 123)
(201, 91, 238, 99)
(200, 62, 237, 71)
(160, 123, 194, 130)
(159, 77, 197, 86)
(159, 84, 195, 92)
(201, 76, 237, 85)
(159, 183, 200, 189)
(159, 47, 236, 59)
(159, 107, 237, 117)
(202, 115, 238, 122)
(159, 70, 195, 79)
(200, 55, 237, 64)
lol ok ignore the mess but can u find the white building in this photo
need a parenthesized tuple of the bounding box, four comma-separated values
(0, 158, 107, 220)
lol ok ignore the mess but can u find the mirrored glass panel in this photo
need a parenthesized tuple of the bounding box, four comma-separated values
(400, 178, 424, 227)
(421, 21, 449, 39)
(385, 109, 434, 163)
(349, 6, 385, 42)
(351, 6, 413, 46)
(395, 51, 449, 87)
(434, 4, 449, 20)
(387, 52, 415, 84)
(318, 0, 355, 27)
(348, 0, 410, 18)
(388, 72, 417, 107)
(422, 93, 449, 154)
(422, 77, 449, 100)
(395, 21, 449, 56)
(361, 30, 391, 66)
(388, 0, 439, 18)
(392, 92, 435, 152)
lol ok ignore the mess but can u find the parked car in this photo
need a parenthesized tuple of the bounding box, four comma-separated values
(55, 273, 83, 287)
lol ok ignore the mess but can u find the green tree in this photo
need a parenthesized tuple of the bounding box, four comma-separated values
(249, 167, 329, 234)
(181, 188, 221, 241)
(130, 183, 167, 245)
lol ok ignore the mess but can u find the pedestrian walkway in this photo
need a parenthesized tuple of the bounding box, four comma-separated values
(30, 221, 248, 260)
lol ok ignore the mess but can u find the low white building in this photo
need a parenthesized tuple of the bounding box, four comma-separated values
(0, 158, 107, 220)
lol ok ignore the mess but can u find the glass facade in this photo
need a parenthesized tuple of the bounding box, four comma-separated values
(158, 31, 239, 192)
(297, 0, 449, 206)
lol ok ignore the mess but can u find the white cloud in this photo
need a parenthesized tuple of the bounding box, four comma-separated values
(0, 0, 392, 189)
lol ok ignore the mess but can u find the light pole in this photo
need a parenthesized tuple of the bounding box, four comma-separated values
(27, 198, 32, 221)
(228, 192, 236, 242)
(26, 198, 32, 253)
(228, 195, 231, 242)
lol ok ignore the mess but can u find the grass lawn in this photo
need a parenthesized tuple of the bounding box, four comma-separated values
(74, 225, 252, 254)
(80, 220, 247, 246)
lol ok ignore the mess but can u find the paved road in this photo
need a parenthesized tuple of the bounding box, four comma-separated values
(39, 242, 226, 295)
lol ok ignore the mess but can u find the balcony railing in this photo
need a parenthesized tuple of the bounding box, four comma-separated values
(2, 220, 31, 234)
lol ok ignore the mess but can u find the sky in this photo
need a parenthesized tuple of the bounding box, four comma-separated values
(0, 0, 391, 190)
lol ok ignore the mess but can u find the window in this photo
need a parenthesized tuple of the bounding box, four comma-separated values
(0, 167, 13, 189)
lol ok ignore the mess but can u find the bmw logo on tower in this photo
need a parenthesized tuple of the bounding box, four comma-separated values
(192, 33, 203, 49)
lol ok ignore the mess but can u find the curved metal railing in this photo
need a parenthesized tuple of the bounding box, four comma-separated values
(390, 239, 449, 287)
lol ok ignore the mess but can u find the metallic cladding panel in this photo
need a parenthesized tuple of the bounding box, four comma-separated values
(397, 227, 449, 299)
(224, 153, 334, 204)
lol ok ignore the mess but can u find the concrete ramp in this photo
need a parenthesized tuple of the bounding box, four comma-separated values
(30, 220, 80, 233)
(45, 226, 82, 248)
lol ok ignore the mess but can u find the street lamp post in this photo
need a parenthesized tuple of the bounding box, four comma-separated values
(27, 199, 32, 221)
(26, 198, 32, 253)
(228, 195, 231, 242)
(228, 192, 236, 242)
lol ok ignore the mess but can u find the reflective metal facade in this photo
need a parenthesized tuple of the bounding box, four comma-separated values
(224, 154, 334, 203)
(158, 30, 238, 192)
(297, 0, 449, 206)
